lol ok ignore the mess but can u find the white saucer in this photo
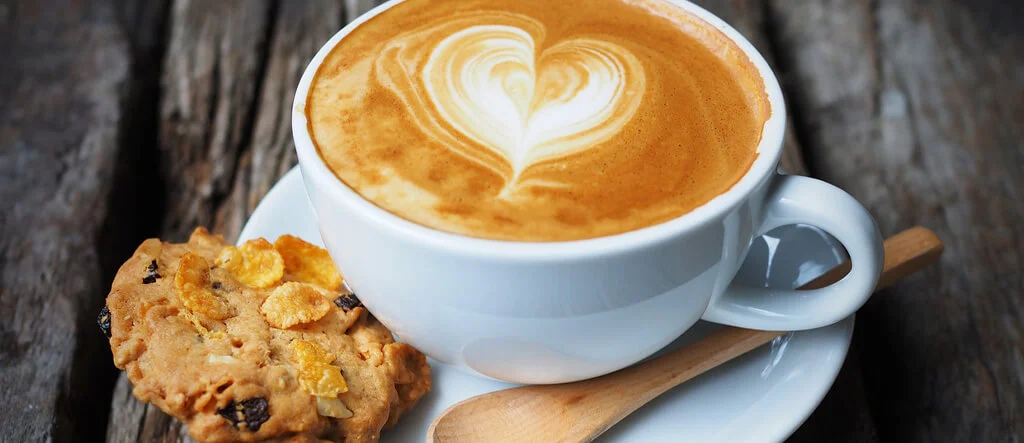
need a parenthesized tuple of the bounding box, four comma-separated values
(239, 167, 854, 442)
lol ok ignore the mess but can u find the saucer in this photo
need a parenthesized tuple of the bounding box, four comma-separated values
(239, 167, 854, 442)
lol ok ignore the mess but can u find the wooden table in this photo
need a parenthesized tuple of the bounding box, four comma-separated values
(2, 0, 1020, 441)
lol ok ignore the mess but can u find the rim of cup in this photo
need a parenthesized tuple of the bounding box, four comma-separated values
(291, 0, 787, 261)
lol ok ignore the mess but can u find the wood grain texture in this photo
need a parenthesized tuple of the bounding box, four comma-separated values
(156, 0, 274, 240)
(767, 0, 1024, 440)
(214, 0, 345, 239)
(0, 0, 157, 440)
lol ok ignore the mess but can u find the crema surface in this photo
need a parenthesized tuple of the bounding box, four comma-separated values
(307, 0, 769, 241)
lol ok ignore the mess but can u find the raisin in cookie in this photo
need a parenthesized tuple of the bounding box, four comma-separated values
(102, 228, 430, 442)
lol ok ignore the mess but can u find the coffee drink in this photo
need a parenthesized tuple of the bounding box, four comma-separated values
(306, 0, 769, 241)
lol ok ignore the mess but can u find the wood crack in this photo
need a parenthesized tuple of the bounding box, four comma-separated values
(85, 0, 172, 440)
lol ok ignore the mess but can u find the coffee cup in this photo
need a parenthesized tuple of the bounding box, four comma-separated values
(292, 0, 883, 384)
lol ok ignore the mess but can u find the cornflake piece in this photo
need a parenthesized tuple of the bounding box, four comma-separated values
(260, 282, 332, 329)
(298, 363, 350, 397)
(216, 238, 284, 289)
(289, 340, 348, 397)
(274, 235, 343, 290)
(316, 396, 354, 419)
(290, 339, 334, 364)
(175, 253, 232, 320)
(217, 397, 270, 431)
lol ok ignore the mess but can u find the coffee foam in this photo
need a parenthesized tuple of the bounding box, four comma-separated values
(307, 0, 770, 241)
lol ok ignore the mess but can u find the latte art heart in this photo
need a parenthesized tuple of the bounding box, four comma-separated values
(425, 25, 646, 183)
(377, 13, 645, 189)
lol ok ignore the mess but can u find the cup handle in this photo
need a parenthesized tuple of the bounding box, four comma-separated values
(701, 174, 885, 330)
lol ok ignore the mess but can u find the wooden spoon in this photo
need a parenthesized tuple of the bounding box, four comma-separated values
(428, 226, 943, 443)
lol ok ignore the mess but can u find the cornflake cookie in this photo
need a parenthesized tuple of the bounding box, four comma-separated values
(102, 228, 430, 442)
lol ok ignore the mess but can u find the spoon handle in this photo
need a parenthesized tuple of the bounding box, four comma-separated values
(511, 226, 943, 441)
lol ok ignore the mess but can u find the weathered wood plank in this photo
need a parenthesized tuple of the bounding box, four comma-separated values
(106, 0, 346, 441)
(0, 0, 140, 440)
(214, 0, 346, 238)
(767, 0, 1024, 440)
(155, 0, 275, 241)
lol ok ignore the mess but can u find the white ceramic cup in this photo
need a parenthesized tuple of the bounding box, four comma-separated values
(292, 0, 884, 384)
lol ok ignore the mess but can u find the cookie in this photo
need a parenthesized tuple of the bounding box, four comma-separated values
(102, 228, 430, 442)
